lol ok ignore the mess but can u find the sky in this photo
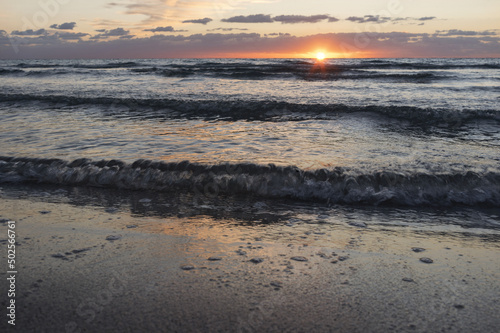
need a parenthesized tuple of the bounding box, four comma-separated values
(0, 0, 499, 59)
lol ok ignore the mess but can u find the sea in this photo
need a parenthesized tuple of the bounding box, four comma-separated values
(0, 58, 499, 235)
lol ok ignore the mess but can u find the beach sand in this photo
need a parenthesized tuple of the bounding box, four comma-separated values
(1, 186, 499, 332)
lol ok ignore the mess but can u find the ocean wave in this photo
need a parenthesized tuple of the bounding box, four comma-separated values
(0, 156, 498, 207)
(15, 61, 141, 70)
(12, 59, 500, 70)
(131, 67, 159, 73)
(359, 63, 500, 70)
(73, 61, 141, 69)
(128, 63, 450, 81)
(288, 58, 500, 70)
(0, 65, 452, 81)
(0, 68, 24, 75)
(0, 93, 498, 125)
(7, 59, 497, 81)
(16, 63, 64, 68)
(24, 69, 73, 76)
(2, 67, 110, 77)
(321, 72, 446, 81)
(449, 86, 500, 92)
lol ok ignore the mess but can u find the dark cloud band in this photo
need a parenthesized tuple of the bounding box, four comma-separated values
(2, 31, 498, 59)
(222, 14, 339, 24)
(50, 22, 77, 30)
(143, 26, 187, 33)
(182, 18, 213, 25)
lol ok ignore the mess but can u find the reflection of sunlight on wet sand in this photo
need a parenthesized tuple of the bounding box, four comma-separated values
(4, 194, 499, 332)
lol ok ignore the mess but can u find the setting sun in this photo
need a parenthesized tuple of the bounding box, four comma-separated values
(316, 52, 326, 61)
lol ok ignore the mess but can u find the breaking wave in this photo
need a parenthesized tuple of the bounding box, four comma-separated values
(0, 93, 498, 125)
(16, 61, 141, 69)
(0, 156, 498, 207)
(0, 68, 24, 75)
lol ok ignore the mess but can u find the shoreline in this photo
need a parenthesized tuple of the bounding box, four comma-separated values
(1, 188, 499, 332)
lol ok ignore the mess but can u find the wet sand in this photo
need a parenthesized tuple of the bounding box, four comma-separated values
(1, 192, 499, 332)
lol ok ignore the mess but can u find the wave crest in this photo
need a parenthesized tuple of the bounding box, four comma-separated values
(1, 156, 498, 207)
(0, 93, 498, 125)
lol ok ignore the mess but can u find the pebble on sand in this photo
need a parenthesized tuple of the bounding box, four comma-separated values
(348, 222, 367, 228)
(252, 202, 268, 210)
(181, 265, 195, 270)
(39, 211, 51, 214)
(402, 278, 415, 282)
(290, 256, 308, 262)
(270, 281, 283, 288)
(412, 247, 426, 253)
(106, 235, 122, 241)
(419, 257, 434, 264)
(250, 258, 264, 264)
(72, 248, 91, 254)
(208, 256, 222, 261)
(236, 249, 247, 256)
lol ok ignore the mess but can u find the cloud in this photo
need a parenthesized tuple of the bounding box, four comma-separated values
(272, 15, 332, 24)
(106, 1, 164, 23)
(418, 16, 436, 21)
(144, 26, 174, 32)
(265, 32, 291, 37)
(144, 26, 187, 33)
(208, 28, 249, 32)
(105, 0, 279, 25)
(222, 14, 340, 24)
(222, 14, 273, 23)
(2, 31, 498, 59)
(56, 32, 89, 40)
(11, 29, 47, 36)
(101, 27, 130, 36)
(436, 29, 496, 36)
(347, 16, 438, 25)
(90, 27, 134, 40)
(88, 18, 127, 29)
(2, 34, 69, 47)
(346, 15, 391, 24)
(50, 22, 77, 30)
(182, 18, 213, 25)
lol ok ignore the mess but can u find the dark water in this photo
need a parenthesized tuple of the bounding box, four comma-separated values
(0, 58, 499, 209)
